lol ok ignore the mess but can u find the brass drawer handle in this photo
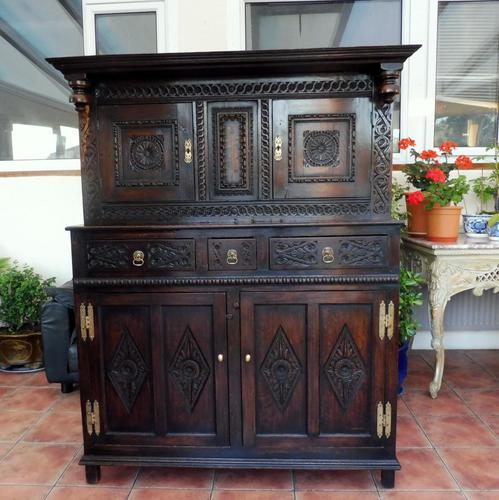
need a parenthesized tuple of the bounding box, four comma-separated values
(322, 246, 334, 264)
(274, 136, 282, 161)
(132, 250, 145, 267)
(245, 354, 251, 363)
(226, 249, 238, 265)
(218, 353, 224, 363)
(184, 138, 193, 164)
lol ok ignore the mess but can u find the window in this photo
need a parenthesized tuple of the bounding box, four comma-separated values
(0, 0, 83, 162)
(435, 1, 499, 147)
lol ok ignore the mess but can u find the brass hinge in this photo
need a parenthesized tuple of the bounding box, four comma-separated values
(85, 400, 100, 436)
(377, 401, 392, 439)
(79, 303, 94, 341)
(378, 300, 394, 340)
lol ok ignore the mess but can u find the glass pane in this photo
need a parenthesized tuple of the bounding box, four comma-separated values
(435, 1, 499, 147)
(95, 12, 157, 55)
(0, 0, 82, 161)
(246, 1, 401, 50)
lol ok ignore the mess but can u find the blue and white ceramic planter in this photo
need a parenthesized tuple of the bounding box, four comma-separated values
(462, 214, 492, 238)
(487, 221, 499, 241)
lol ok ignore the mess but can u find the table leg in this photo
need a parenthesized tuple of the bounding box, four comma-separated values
(428, 297, 447, 399)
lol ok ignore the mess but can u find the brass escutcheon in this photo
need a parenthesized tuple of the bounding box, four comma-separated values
(132, 250, 145, 267)
(226, 249, 238, 265)
(322, 246, 334, 264)
(184, 138, 193, 164)
(274, 136, 282, 161)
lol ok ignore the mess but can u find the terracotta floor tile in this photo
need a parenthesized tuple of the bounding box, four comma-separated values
(0, 442, 78, 485)
(1, 387, 61, 412)
(405, 370, 444, 391)
(24, 410, 83, 444)
(212, 492, 294, 500)
(215, 469, 292, 490)
(294, 470, 374, 491)
(375, 449, 458, 491)
(481, 415, 499, 437)
(21, 371, 51, 386)
(466, 350, 499, 367)
(396, 415, 431, 448)
(0, 371, 36, 386)
(47, 486, 130, 500)
(51, 390, 82, 412)
(439, 448, 499, 490)
(381, 493, 465, 499)
(444, 366, 499, 391)
(404, 389, 471, 417)
(296, 493, 378, 500)
(397, 399, 412, 417)
(0, 443, 13, 459)
(0, 485, 51, 499)
(445, 351, 478, 369)
(59, 459, 138, 488)
(0, 387, 16, 399)
(418, 414, 498, 448)
(135, 467, 213, 489)
(459, 390, 499, 416)
(131, 489, 212, 500)
(408, 355, 434, 372)
(0, 411, 43, 441)
(464, 493, 499, 499)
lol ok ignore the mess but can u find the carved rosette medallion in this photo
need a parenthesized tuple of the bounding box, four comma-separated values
(169, 328, 210, 413)
(108, 327, 148, 414)
(261, 326, 302, 412)
(129, 135, 164, 171)
(303, 130, 340, 168)
(324, 325, 366, 410)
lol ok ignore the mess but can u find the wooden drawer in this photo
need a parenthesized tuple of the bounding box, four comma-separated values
(208, 238, 257, 271)
(85, 239, 195, 274)
(269, 236, 387, 270)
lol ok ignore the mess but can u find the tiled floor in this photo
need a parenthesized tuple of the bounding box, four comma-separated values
(0, 350, 498, 499)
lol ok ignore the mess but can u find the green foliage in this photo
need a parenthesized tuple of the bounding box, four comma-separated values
(0, 264, 55, 333)
(391, 180, 407, 225)
(472, 143, 499, 213)
(424, 175, 469, 210)
(403, 148, 455, 191)
(487, 213, 499, 228)
(399, 267, 424, 346)
(0, 258, 10, 273)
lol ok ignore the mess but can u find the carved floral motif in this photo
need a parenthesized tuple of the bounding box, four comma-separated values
(129, 135, 164, 171)
(303, 130, 340, 168)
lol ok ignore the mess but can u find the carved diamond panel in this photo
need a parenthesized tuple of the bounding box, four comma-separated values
(338, 239, 384, 266)
(261, 326, 302, 412)
(87, 242, 128, 270)
(147, 240, 195, 270)
(169, 327, 210, 413)
(272, 239, 319, 267)
(324, 325, 366, 410)
(108, 327, 148, 414)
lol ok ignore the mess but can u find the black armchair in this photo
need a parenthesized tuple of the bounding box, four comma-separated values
(41, 282, 79, 393)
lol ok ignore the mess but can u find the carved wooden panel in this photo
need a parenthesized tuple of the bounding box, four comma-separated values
(147, 240, 195, 270)
(107, 327, 148, 414)
(338, 238, 385, 267)
(324, 324, 366, 410)
(207, 102, 258, 200)
(169, 327, 210, 413)
(208, 238, 256, 271)
(87, 242, 128, 270)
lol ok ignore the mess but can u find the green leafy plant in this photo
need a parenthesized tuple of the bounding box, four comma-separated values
(471, 143, 499, 213)
(399, 267, 424, 346)
(0, 264, 55, 333)
(391, 179, 407, 224)
(487, 213, 499, 228)
(424, 174, 469, 210)
(0, 258, 9, 273)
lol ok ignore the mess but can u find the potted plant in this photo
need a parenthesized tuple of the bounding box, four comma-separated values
(399, 139, 471, 242)
(0, 258, 9, 273)
(398, 267, 424, 395)
(0, 263, 55, 370)
(466, 143, 499, 237)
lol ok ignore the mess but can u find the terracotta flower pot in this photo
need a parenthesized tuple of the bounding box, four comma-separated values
(0, 331, 44, 370)
(426, 205, 462, 243)
(405, 195, 427, 238)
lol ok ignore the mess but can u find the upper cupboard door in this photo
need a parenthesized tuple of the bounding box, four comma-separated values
(272, 98, 372, 199)
(98, 103, 195, 203)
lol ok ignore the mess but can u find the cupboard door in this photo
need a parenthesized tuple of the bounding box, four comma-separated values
(85, 293, 228, 446)
(241, 290, 386, 449)
(99, 103, 195, 203)
(272, 98, 372, 200)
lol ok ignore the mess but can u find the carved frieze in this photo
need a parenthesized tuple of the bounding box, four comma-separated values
(261, 326, 302, 412)
(147, 241, 195, 270)
(272, 240, 319, 267)
(338, 239, 385, 266)
(324, 324, 366, 410)
(87, 242, 128, 270)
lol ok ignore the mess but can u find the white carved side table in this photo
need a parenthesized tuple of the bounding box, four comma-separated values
(401, 235, 499, 398)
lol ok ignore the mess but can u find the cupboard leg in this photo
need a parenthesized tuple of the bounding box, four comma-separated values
(381, 470, 395, 489)
(85, 465, 101, 484)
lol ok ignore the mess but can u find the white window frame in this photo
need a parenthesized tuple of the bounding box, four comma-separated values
(228, 0, 497, 164)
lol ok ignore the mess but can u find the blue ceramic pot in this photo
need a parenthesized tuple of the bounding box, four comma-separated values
(462, 214, 492, 238)
(398, 341, 410, 396)
(487, 220, 499, 241)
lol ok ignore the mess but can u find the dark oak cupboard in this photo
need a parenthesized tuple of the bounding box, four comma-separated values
(49, 45, 418, 488)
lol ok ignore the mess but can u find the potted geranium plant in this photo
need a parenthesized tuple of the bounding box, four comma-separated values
(399, 138, 471, 242)
(398, 267, 424, 395)
(0, 263, 54, 370)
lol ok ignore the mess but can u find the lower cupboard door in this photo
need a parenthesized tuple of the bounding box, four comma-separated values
(240, 290, 387, 449)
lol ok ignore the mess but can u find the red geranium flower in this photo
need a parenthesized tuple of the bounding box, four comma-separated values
(399, 137, 416, 150)
(425, 167, 447, 183)
(439, 141, 458, 155)
(420, 149, 438, 160)
(455, 154, 473, 169)
(406, 190, 425, 205)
